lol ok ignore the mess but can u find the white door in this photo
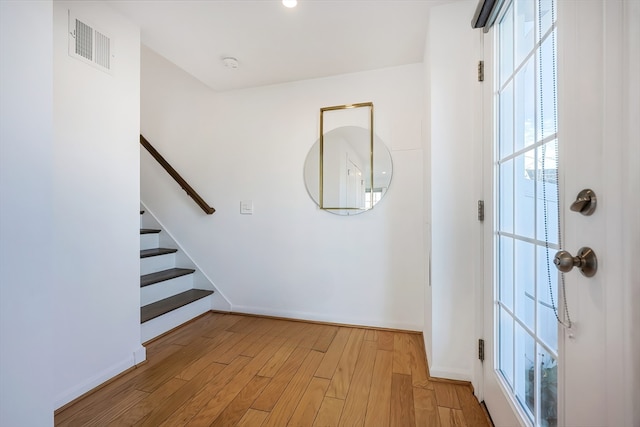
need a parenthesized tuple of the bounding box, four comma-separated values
(481, 1, 638, 426)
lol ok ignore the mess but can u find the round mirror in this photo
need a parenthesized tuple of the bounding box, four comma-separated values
(304, 126, 392, 215)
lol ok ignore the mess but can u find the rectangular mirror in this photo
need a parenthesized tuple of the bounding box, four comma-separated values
(320, 103, 374, 211)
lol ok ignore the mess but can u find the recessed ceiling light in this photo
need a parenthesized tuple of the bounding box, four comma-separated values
(282, 0, 297, 8)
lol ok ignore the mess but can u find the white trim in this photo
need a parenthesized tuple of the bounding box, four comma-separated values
(429, 367, 473, 383)
(140, 201, 232, 311)
(230, 304, 423, 332)
(54, 354, 136, 409)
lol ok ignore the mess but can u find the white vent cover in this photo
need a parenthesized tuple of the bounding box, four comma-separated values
(68, 11, 113, 74)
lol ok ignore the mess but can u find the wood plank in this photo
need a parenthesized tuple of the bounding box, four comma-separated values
(153, 356, 252, 427)
(313, 397, 345, 427)
(392, 333, 413, 375)
(252, 347, 310, 411)
(408, 333, 432, 389)
(82, 390, 149, 427)
(106, 378, 186, 426)
(226, 315, 261, 334)
(338, 340, 378, 426)
(257, 342, 296, 378)
(262, 350, 325, 427)
(136, 336, 220, 393)
(175, 330, 235, 380)
(364, 350, 393, 427)
(299, 323, 324, 349)
(455, 384, 488, 427)
(325, 328, 366, 399)
(286, 377, 330, 426)
(184, 342, 283, 426)
(311, 325, 339, 352)
(236, 409, 269, 427)
(413, 387, 441, 427)
(140, 247, 177, 258)
(364, 329, 377, 341)
(132, 362, 227, 426)
(209, 375, 271, 427)
(140, 289, 213, 323)
(314, 327, 351, 379)
(437, 407, 468, 427)
(433, 381, 462, 409)
(390, 373, 416, 427)
(140, 268, 194, 287)
(201, 313, 244, 337)
(149, 313, 221, 348)
(377, 331, 395, 351)
(57, 390, 148, 427)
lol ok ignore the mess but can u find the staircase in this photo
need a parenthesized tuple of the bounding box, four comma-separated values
(140, 210, 214, 343)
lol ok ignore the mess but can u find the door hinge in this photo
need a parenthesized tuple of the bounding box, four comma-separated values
(478, 338, 485, 362)
(478, 60, 485, 82)
(478, 200, 484, 221)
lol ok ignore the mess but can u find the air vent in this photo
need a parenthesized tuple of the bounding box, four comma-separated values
(68, 11, 113, 74)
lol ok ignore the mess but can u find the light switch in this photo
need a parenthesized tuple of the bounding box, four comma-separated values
(240, 200, 253, 215)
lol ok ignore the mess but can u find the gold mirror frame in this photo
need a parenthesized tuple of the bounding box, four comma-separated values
(319, 102, 374, 211)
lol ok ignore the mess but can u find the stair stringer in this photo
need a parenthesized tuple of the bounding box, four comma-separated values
(140, 202, 232, 312)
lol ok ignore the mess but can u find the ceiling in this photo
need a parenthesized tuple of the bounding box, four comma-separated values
(107, 0, 450, 92)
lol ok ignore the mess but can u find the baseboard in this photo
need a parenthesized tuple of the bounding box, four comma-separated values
(428, 366, 473, 383)
(53, 353, 138, 411)
(229, 304, 423, 332)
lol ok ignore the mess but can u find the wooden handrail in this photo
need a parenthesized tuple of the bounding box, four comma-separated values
(140, 135, 215, 215)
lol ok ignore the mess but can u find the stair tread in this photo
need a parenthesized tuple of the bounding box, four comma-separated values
(140, 228, 161, 234)
(141, 289, 213, 323)
(140, 248, 177, 258)
(141, 268, 195, 287)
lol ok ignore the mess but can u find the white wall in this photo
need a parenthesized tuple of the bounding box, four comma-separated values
(141, 46, 426, 330)
(426, 0, 482, 382)
(0, 1, 54, 425)
(52, 1, 142, 408)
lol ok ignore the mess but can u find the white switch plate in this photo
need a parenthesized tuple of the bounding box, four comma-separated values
(240, 200, 253, 214)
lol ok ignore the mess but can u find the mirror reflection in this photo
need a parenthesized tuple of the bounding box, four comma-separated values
(304, 126, 393, 215)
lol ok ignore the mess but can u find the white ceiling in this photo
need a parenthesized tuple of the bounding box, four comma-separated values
(107, 0, 449, 92)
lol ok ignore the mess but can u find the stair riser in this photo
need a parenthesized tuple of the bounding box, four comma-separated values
(140, 295, 212, 343)
(140, 253, 176, 275)
(141, 275, 194, 306)
(140, 234, 159, 251)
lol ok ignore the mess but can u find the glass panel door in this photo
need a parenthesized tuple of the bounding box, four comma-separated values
(495, 1, 559, 426)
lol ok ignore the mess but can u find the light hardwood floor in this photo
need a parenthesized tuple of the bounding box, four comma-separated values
(55, 313, 491, 426)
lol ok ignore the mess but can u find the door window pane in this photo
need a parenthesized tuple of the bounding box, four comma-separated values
(515, 0, 535, 65)
(514, 151, 535, 238)
(539, 349, 558, 427)
(537, 30, 558, 141)
(500, 7, 514, 86)
(537, 247, 558, 352)
(500, 159, 514, 233)
(500, 82, 515, 159)
(515, 239, 535, 330)
(515, 57, 536, 151)
(536, 141, 559, 244)
(515, 324, 536, 418)
(495, 1, 559, 425)
(500, 236, 514, 311)
(499, 307, 515, 388)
